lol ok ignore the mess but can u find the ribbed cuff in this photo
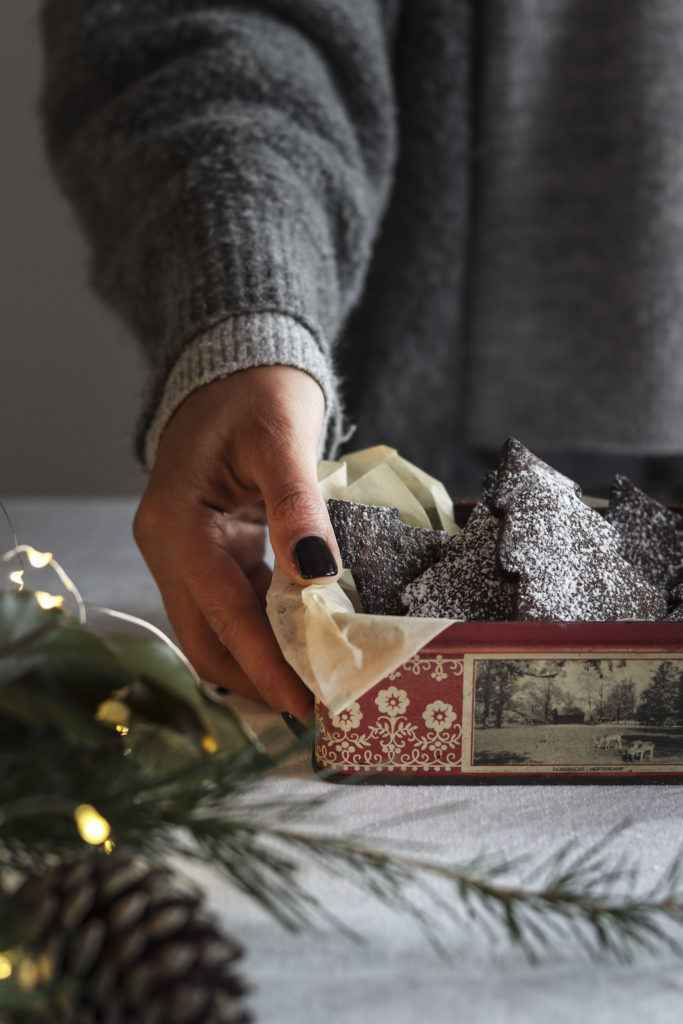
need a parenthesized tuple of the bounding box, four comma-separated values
(143, 312, 343, 469)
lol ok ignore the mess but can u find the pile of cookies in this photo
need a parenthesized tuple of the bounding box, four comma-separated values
(327, 438, 683, 623)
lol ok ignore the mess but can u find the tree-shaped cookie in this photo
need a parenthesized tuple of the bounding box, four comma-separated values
(605, 474, 683, 598)
(402, 513, 515, 620)
(493, 438, 667, 622)
(327, 498, 449, 615)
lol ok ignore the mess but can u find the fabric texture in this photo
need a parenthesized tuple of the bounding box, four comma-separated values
(40, 1, 683, 487)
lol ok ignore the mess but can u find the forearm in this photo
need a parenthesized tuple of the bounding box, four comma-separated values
(40, 0, 398, 463)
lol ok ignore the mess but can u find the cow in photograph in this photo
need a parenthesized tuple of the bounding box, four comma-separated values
(623, 740, 655, 761)
(595, 733, 623, 751)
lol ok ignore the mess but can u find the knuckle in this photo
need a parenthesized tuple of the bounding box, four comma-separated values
(249, 403, 298, 446)
(134, 486, 199, 547)
(245, 406, 317, 472)
(205, 607, 238, 652)
(269, 484, 324, 526)
(132, 498, 162, 545)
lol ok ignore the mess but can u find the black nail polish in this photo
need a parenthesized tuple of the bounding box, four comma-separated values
(281, 712, 310, 739)
(294, 536, 337, 579)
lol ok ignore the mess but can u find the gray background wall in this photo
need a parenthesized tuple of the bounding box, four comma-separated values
(0, 1, 147, 496)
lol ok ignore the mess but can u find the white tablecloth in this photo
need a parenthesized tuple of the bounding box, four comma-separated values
(4, 498, 683, 1023)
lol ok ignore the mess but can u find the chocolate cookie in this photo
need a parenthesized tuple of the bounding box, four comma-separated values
(605, 474, 683, 597)
(402, 513, 515, 620)
(327, 498, 449, 615)
(492, 438, 667, 622)
(467, 469, 499, 523)
(667, 585, 683, 622)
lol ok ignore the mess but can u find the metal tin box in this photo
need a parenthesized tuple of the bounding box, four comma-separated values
(313, 618, 683, 783)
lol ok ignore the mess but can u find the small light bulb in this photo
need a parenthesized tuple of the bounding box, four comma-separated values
(201, 733, 218, 754)
(0, 954, 12, 980)
(34, 592, 64, 611)
(103, 838, 116, 855)
(9, 570, 23, 589)
(27, 549, 52, 569)
(96, 698, 130, 732)
(17, 958, 38, 991)
(74, 804, 111, 845)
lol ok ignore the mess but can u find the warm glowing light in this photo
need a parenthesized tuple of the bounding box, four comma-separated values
(74, 804, 111, 845)
(201, 733, 218, 754)
(34, 591, 64, 611)
(103, 838, 116, 855)
(96, 698, 130, 733)
(27, 548, 52, 569)
(2, 544, 86, 623)
(13, 953, 52, 990)
(17, 959, 38, 991)
(9, 570, 23, 589)
(0, 955, 12, 981)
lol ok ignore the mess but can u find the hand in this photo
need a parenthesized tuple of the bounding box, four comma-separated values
(133, 365, 340, 719)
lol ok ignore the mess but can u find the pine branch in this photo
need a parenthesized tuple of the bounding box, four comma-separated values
(3, 720, 683, 964)
(143, 782, 683, 963)
(227, 823, 683, 961)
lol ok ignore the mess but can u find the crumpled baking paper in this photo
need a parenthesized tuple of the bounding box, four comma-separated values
(266, 446, 462, 714)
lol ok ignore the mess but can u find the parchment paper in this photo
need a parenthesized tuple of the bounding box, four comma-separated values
(266, 446, 462, 713)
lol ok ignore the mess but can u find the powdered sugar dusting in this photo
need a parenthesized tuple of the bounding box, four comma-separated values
(493, 439, 667, 622)
(402, 514, 515, 620)
(605, 474, 683, 596)
(327, 442, 679, 623)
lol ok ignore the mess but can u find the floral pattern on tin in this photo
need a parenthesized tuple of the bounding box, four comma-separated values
(329, 702, 362, 732)
(316, 656, 464, 774)
(422, 700, 457, 733)
(375, 686, 410, 718)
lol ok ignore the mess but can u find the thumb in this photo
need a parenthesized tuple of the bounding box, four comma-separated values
(257, 440, 340, 586)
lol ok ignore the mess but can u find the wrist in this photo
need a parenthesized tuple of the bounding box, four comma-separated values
(140, 313, 342, 470)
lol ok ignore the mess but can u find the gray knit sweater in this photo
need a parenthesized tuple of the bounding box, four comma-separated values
(40, 1, 683, 489)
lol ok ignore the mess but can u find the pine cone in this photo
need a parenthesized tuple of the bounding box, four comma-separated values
(13, 854, 251, 1024)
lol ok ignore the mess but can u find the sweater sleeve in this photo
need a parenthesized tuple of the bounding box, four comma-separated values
(39, 0, 398, 467)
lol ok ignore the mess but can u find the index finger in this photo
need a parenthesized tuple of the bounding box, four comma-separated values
(166, 509, 313, 716)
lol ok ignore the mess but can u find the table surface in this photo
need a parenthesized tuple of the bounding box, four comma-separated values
(4, 497, 683, 1024)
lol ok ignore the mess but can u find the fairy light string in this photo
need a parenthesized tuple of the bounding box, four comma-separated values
(0, 535, 214, 762)
(0, 542, 198, 693)
(1, 545, 85, 624)
(0, 500, 25, 589)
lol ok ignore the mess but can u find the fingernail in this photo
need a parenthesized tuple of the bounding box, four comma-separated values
(281, 712, 310, 739)
(294, 536, 337, 579)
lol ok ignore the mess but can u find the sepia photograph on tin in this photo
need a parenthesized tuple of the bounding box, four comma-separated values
(471, 656, 683, 769)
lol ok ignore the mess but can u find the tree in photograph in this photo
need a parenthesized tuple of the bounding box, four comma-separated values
(558, 686, 581, 715)
(540, 675, 554, 724)
(604, 679, 636, 724)
(636, 663, 681, 726)
(523, 661, 577, 723)
(582, 660, 628, 723)
(475, 660, 567, 728)
(475, 661, 521, 728)
(580, 666, 597, 722)
(525, 662, 568, 725)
